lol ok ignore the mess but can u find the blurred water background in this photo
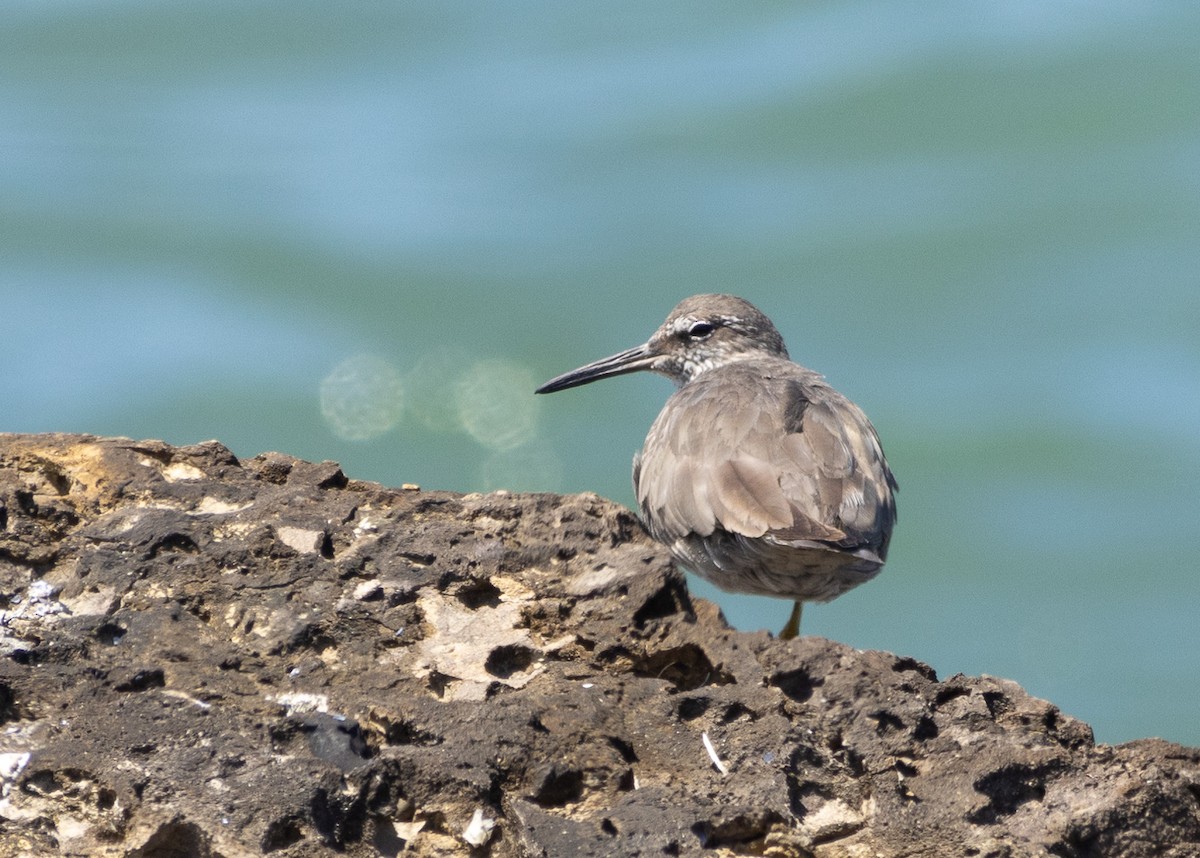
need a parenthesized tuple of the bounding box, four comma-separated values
(3, 2, 1198, 746)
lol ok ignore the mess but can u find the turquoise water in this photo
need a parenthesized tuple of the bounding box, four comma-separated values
(3, 3, 1198, 746)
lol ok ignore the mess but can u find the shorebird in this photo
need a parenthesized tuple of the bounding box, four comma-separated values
(536, 294, 897, 639)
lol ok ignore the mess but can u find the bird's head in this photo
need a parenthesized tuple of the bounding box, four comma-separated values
(536, 294, 789, 393)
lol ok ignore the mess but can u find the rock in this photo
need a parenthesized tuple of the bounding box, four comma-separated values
(0, 433, 1196, 857)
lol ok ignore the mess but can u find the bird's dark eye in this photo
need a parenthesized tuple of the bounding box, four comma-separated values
(686, 321, 715, 340)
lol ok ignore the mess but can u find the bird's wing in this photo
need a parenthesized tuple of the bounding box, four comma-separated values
(773, 379, 897, 551)
(635, 367, 894, 552)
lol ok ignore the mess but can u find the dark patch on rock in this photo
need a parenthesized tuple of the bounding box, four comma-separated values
(112, 667, 166, 693)
(0, 433, 1196, 857)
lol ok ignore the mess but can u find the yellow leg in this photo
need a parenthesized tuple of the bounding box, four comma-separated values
(779, 601, 803, 640)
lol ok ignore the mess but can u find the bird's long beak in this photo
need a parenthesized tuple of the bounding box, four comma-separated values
(535, 342, 657, 394)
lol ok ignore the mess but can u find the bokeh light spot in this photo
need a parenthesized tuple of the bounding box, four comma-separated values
(319, 354, 405, 441)
(480, 441, 564, 492)
(405, 348, 472, 433)
(454, 360, 541, 451)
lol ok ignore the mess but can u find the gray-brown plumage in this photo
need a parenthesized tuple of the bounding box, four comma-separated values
(536, 294, 897, 638)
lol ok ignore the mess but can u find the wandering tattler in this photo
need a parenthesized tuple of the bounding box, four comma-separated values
(536, 294, 897, 639)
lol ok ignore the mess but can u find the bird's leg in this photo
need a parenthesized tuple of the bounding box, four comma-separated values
(779, 601, 803, 640)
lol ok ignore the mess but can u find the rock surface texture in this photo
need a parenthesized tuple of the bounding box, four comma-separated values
(0, 434, 1197, 857)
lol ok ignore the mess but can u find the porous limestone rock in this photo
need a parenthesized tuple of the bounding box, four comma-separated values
(0, 434, 1196, 857)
